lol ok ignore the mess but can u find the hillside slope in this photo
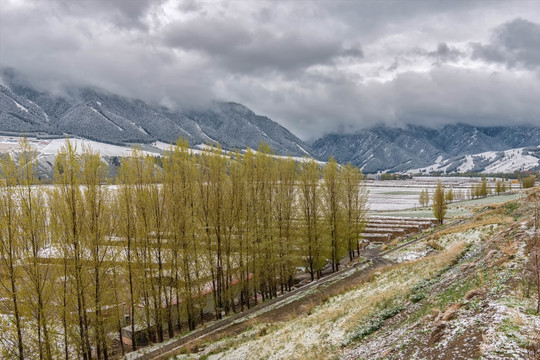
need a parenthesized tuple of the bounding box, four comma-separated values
(0, 73, 313, 157)
(312, 124, 540, 173)
(164, 190, 540, 360)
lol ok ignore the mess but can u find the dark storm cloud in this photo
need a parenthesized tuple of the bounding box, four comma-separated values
(472, 18, 540, 69)
(225, 65, 540, 140)
(429, 43, 462, 62)
(162, 18, 361, 73)
(1, 0, 540, 140)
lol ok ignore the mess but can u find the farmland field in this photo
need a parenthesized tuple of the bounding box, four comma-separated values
(366, 176, 517, 214)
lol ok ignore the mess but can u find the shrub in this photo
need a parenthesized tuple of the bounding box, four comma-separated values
(523, 176, 536, 189)
(344, 304, 405, 345)
(410, 292, 426, 303)
(350, 317, 384, 342)
(380, 304, 404, 320)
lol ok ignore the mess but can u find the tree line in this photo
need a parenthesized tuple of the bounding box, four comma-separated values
(0, 139, 367, 360)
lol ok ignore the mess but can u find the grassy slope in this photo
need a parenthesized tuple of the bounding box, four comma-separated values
(172, 190, 539, 360)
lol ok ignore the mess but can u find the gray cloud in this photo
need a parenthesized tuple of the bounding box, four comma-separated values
(48, 0, 166, 28)
(162, 18, 361, 74)
(429, 43, 462, 62)
(224, 65, 540, 141)
(472, 18, 540, 69)
(1, 0, 540, 140)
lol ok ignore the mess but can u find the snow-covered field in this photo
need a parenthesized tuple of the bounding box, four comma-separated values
(366, 176, 513, 212)
(0, 136, 323, 164)
(0, 136, 162, 157)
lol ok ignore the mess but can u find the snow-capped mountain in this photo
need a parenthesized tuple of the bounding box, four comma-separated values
(2, 71, 539, 174)
(0, 75, 312, 157)
(409, 147, 540, 174)
(311, 124, 540, 173)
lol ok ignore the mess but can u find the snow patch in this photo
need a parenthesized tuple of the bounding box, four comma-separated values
(90, 107, 123, 131)
(13, 99, 29, 113)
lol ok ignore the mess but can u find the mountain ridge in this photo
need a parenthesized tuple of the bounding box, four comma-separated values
(1, 72, 539, 173)
(0, 75, 313, 157)
(311, 123, 540, 172)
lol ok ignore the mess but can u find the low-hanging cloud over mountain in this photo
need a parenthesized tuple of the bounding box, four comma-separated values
(1, 0, 540, 140)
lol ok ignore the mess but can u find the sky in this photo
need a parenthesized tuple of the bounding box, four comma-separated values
(1, 0, 540, 141)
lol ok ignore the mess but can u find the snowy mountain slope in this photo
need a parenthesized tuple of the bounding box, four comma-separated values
(0, 74, 313, 157)
(0, 85, 53, 133)
(409, 146, 540, 174)
(312, 124, 540, 172)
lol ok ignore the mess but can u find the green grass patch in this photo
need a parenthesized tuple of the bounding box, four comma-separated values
(342, 303, 405, 346)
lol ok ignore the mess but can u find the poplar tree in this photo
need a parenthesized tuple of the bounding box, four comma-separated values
(163, 139, 201, 330)
(242, 149, 257, 306)
(255, 143, 278, 300)
(198, 144, 229, 319)
(81, 145, 111, 359)
(52, 139, 92, 360)
(132, 153, 165, 342)
(18, 138, 53, 359)
(419, 189, 429, 207)
(117, 151, 140, 350)
(275, 156, 298, 292)
(445, 188, 454, 203)
(342, 164, 367, 260)
(432, 180, 447, 225)
(0, 153, 24, 360)
(299, 159, 325, 280)
(322, 156, 344, 272)
(225, 150, 246, 310)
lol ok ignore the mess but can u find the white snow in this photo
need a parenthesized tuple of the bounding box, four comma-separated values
(13, 99, 29, 113)
(90, 107, 123, 131)
(484, 148, 539, 173)
(458, 155, 475, 173)
(40, 138, 155, 157)
(195, 124, 216, 143)
(135, 124, 148, 135)
(296, 144, 310, 156)
(410, 147, 540, 174)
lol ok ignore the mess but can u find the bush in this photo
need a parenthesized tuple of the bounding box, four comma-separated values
(413, 278, 437, 292)
(344, 304, 405, 345)
(410, 292, 426, 303)
(350, 317, 384, 341)
(380, 304, 404, 320)
(505, 202, 520, 215)
(523, 176, 536, 189)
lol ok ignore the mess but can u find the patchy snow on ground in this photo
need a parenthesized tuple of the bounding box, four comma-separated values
(410, 147, 540, 174)
(437, 225, 497, 248)
(40, 138, 141, 157)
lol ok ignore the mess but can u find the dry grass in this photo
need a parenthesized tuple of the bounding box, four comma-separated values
(464, 288, 485, 301)
(441, 303, 461, 321)
(190, 241, 469, 360)
(434, 217, 501, 239)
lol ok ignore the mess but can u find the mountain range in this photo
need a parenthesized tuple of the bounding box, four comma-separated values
(0, 74, 311, 157)
(1, 73, 539, 174)
(311, 124, 540, 173)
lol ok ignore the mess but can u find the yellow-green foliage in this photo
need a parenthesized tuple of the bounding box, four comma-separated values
(0, 137, 369, 358)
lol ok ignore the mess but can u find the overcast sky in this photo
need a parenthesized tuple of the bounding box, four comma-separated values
(1, 0, 540, 140)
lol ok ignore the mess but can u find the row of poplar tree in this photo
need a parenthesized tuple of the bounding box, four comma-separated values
(0, 139, 367, 360)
